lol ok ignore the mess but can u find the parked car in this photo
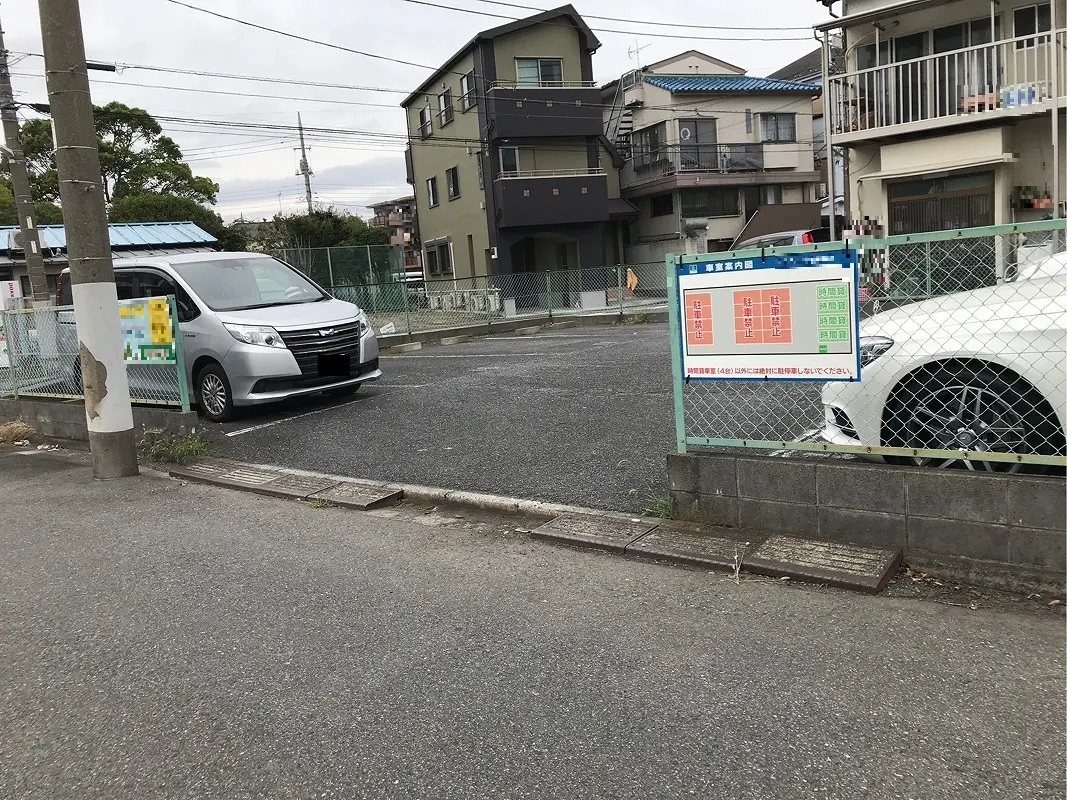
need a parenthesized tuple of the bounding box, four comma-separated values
(821, 254, 1066, 472)
(734, 227, 833, 251)
(57, 252, 382, 422)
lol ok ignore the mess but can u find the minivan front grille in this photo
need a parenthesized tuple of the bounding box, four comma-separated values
(279, 322, 362, 376)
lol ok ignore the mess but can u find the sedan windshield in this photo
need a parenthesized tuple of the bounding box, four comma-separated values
(170, 256, 325, 311)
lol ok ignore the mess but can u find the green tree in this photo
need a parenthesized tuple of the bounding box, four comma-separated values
(0, 181, 63, 225)
(15, 102, 218, 204)
(261, 206, 356, 250)
(109, 192, 247, 252)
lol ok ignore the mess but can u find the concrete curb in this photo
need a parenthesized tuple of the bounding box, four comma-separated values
(514, 325, 541, 336)
(385, 341, 422, 354)
(376, 308, 667, 350)
(438, 334, 470, 346)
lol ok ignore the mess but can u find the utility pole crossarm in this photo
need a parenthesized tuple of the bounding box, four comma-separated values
(0, 17, 50, 302)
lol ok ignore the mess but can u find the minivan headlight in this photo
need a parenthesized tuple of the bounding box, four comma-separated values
(224, 323, 287, 349)
(859, 335, 894, 366)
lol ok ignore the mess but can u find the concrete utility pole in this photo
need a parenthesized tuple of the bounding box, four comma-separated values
(0, 18, 50, 302)
(297, 112, 313, 214)
(38, 0, 138, 478)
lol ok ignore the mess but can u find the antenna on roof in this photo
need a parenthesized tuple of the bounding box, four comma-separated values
(627, 39, 651, 64)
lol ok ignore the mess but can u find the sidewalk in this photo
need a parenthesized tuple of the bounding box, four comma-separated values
(1, 448, 1064, 799)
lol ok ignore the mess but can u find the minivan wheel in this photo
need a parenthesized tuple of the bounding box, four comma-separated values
(197, 363, 234, 423)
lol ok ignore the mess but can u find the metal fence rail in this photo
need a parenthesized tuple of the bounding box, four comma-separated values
(0, 299, 190, 411)
(671, 220, 1067, 471)
(327, 263, 666, 336)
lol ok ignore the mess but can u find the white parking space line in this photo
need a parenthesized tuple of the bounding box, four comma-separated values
(225, 393, 385, 438)
(381, 353, 544, 358)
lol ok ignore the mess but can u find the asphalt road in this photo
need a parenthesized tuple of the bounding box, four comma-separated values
(2, 449, 1064, 799)
(215, 324, 824, 512)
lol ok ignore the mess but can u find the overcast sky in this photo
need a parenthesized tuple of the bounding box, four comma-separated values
(5, 0, 835, 222)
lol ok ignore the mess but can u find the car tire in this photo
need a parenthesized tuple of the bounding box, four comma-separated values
(196, 363, 234, 423)
(882, 362, 1065, 473)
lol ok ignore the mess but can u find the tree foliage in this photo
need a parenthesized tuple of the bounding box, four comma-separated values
(15, 102, 218, 205)
(0, 181, 63, 225)
(260, 206, 381, 250)
(109, 192, 247, 252)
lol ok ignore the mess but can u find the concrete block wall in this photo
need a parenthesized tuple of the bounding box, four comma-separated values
(0, 397, 199, 443)
(668, 452, 1066, 593)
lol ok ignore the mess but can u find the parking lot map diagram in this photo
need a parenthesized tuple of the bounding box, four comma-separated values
(675, 249, 860, 381)
(683, 279, 853, 357)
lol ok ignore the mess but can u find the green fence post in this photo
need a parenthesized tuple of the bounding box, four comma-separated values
(665, 254, 686, 454)
(545, 270, 552, 320)
(484, 276, 492, 330)
(168, 295, 191, 412)
(403, 280, 413, 336)
(617, 264, 625, 318)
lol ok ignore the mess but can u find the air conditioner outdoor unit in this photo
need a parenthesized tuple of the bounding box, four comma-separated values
(471, 293, 487, 312)
(428, 294, 443, 310)
(7, 231, 22, 250)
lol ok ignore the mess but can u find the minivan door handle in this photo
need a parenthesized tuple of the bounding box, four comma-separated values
(183, 332, 196, 338)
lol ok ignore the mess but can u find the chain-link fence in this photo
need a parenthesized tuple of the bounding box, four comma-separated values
(0, 297, 190, 410)
(269, 245, 406, 287)
(325, 263, 665, 336)
(671, 220, 1066, 472)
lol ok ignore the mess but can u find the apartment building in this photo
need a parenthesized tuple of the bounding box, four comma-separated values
(769, 46, 848, 219)
(602, 51, 824, 263)
(816, 0, 1065, 234)
(368, 195, 421, 274)
(401, 5, 632, 284)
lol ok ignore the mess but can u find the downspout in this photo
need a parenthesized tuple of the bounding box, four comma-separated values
(822, 29, 838, 240)
(1051, 0, 1060, 221)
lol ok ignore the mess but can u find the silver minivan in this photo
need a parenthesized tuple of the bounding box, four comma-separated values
(58, 252, 382, 422)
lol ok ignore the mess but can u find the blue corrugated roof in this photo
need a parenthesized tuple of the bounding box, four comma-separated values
(642, 74, 821, 94)
(0, 221, 217, 250)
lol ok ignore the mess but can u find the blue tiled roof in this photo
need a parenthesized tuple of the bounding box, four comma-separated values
(0, 221, 217, 250)
(642, 74, 821, 94)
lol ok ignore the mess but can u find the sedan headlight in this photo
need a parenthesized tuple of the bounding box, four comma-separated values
(224, 323, 287, 349)
(859, 335, 894, 367)
(356, 311, 372, 336)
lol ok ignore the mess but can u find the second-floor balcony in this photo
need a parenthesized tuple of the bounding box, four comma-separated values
(486, 82, 603, 139)
(621, 144, 767, 190)
(829, 29, 1066, 143)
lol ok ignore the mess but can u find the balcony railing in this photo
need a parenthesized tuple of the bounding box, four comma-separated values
(497, 168, 606, 180)
(829, 30, 1065, 138)
(621, 144, 765, 188)
(487, 79, 599, 90)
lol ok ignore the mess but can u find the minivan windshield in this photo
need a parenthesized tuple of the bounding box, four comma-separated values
(170, 256, 326, 311)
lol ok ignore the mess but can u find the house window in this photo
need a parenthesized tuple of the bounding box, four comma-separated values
(426, 247, 439, 275)
(1014, 3, 1051, 48)
(437, 242, 453, 274)
(499, 146, 519, 174)
(760, 185, 783, 205)
(515, 58, 563, 87)
(680, 187, 739, 218)
(760, 113, 796, 143)
(632, 122, 666, 168)
(426, 176, 439, 207)
(460, 71, 476, 110)
(418, 105, 432, 138)
(650, 192, 674, 217)
(446, 166, 460, 200)
(438, 89, 454, 125)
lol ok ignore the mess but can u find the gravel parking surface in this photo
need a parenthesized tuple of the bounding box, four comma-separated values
(217, 324, 678, 512)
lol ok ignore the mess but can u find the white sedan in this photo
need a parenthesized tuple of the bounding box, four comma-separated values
(821, 259, 1066, 472)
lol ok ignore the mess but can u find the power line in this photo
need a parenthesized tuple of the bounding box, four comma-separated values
(399, 0, 814, 41)
(162, 0, 451, 72)
(10, 55, 820, 120)
(461, 0, 812, 31)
